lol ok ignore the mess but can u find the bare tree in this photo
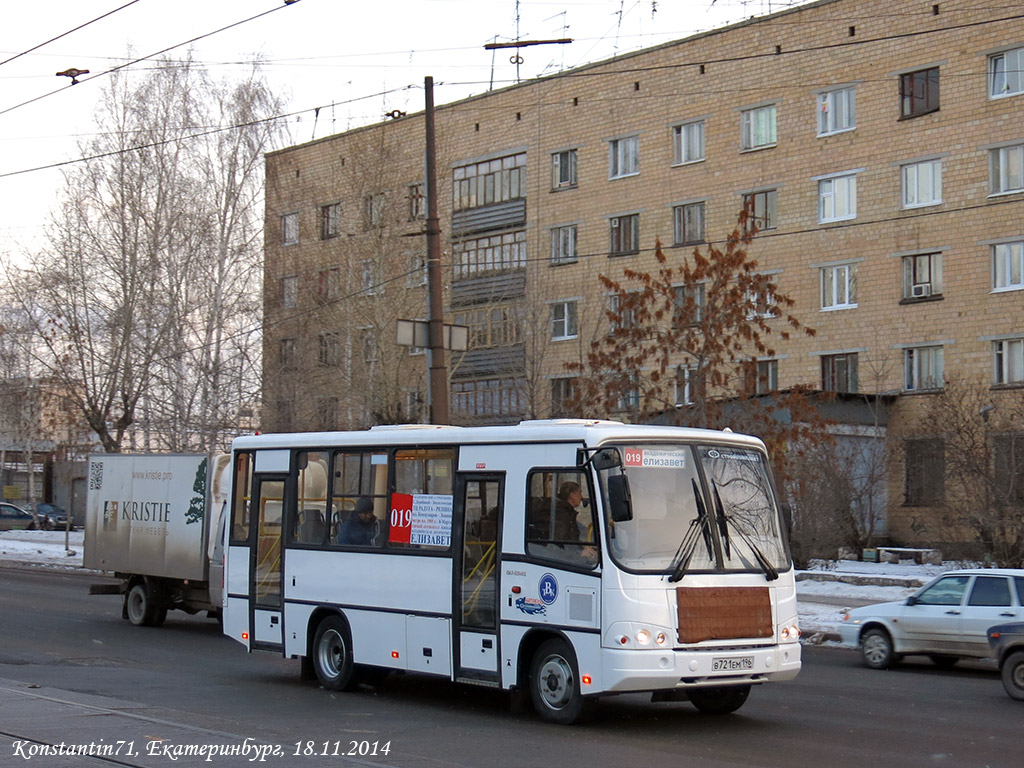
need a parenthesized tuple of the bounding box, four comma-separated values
(897, 377, 1024, 567)
(7, 58, 284, 453)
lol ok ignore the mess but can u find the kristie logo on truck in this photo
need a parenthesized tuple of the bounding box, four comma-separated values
(104, 499, 172, 523)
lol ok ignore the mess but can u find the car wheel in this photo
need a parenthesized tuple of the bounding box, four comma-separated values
(530, 638, 585, 724)
(312, 615, 356, 692)
(125, 583, 158, 626)
(1000, 650, 1024, 701)
(860, 628, 896, 669)
(688, 684, 751, 715)
(929, 654, 958, 669)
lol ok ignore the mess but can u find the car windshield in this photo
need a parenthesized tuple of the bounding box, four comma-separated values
(596, 443, 789, 576)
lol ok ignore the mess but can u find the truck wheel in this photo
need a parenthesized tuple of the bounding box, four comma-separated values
(529, 638, 585, 724)
(312, 615, 356, 691)
(1001, 650, 1024, 701)
(860, 628, 896, 669)
(126, 583, 157, 627)
(688, 684, 750, 714)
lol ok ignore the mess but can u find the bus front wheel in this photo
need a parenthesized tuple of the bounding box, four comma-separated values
(529, 638, 585, 724)
(312, 615, 356, 692)
(688, 684, 750, 714)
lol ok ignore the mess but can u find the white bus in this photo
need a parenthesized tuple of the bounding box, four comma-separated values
(223, 419, 801, 723)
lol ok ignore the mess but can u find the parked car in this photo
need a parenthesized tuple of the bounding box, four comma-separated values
(29, 502, 70, 530)
(0, 502, 35, 531)
(839, 569, 1024, 669)
(987, 622, 1024, 701)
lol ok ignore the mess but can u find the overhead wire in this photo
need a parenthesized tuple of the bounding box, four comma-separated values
(0, 0, 141, 69)
(0, 0, 301, 119)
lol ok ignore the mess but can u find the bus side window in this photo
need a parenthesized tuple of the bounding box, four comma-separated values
(231, 452, 253, 543)
(525, 469, 598, 569)
(391, 448, 455, 550)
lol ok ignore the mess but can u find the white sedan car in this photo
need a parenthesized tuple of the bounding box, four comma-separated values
(839, 569, 1024, 669)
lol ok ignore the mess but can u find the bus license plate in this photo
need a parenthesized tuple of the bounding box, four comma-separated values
(713, 657, 753, 672)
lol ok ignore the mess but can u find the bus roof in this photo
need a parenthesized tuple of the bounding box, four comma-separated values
(230, 419, 767, 452)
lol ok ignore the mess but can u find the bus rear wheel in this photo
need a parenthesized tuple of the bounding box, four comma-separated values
(529, 638, 585, 724)
(688, 684, 750, 714)
(312, 615, 356, 692)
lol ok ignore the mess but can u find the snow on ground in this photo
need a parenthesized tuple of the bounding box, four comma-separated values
(0, 530, 952, 643)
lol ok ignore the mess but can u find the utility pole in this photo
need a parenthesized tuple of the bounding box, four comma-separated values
(424, 76, 448, 425)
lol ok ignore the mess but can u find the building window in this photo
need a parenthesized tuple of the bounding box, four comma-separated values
(551, 225, 578, 265)
(817, 86, 856, 135)
(743, 189, 777, 231)
(318, 332, 340, 367)
(550, 377, 577, 417)
(821, 263, 857, 309)
(672, 121, 705, 165)
(994, 339, 1024, 385)
(451, 378, 524, 418)
(551, 149, 577, 189)
(993, 241, 1024, 291)
(673, 283, 705, 327)
(408, 183, 425, 220)
(320, 203, 342, 239)
(550, 301, 578, 340)
(360, 260, 378, 295)
(675, 366, 705, 406)
(994, 434, 1024, 504)
(281, 212, 298, 245)
(821, 352, 859, 393)
(741, 104, 777, 150)
(317, 267, 341, 302)
(362, 193, 385, 230)
(608, 136, 639, 178)
(902, 159, 942, 208)
(609, 214, 639, 256)
(454, 304, 522, 349)
(615, 374, 640, 412)
(453, 230, 527, 278)
(902, 252, 942, 299)
(454, 153, 526, 211)
(361, 328, 378, 364)
(746, 359, 779, 395)
(904, 345, 944, 391)
(407, 252, 427, 288)
(899, 67, 940, 118)
(990, 47, 1024, 98)
(904, 437, 944, 506)
(280, 275, 297, 308)
(818, 174, 857, 222)
(278, 338, 297, 370)
(673, 201, 705, 246)
(990, 144, 1024, 194)
(315, 397, 338, 430)
(607, 292, 639, 334)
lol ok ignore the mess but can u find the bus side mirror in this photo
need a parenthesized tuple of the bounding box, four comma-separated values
(590, 448, 621, 471)
(779, 502, 793, 540)
(607, 475, 632, 522)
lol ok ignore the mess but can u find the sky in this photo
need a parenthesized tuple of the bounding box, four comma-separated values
(0, 0, 812, 254)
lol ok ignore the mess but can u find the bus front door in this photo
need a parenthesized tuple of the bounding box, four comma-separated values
(250, 474, 286, 650)
(454, 474, 503, 684)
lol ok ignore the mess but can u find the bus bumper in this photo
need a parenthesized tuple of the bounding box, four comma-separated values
(599, 642, 801, 693)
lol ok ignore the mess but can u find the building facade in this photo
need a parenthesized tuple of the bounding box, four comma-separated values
(263, 0, 1024, 548)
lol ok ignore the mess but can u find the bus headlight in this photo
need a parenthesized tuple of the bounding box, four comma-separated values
(780, 623, 801, 642)
(636, 629, 651, 646)
(608, 623, 674, 649)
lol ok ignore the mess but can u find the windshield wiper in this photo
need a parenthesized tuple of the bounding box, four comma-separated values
(667, 479, 715, 583)
(711, 484, 779, 581)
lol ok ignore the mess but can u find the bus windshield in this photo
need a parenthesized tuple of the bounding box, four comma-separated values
(597, 443, 788, 576)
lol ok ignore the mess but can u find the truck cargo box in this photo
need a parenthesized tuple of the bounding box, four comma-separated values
(84, 454, 211, 581)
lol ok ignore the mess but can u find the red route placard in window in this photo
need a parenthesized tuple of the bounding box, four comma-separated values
(389, 492, 413, 544)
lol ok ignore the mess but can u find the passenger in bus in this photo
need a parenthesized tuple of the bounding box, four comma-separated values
(337, 496, 378, 546)
(555, 482, 597, 563)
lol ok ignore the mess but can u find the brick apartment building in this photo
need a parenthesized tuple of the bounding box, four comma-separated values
(262, 0, 1023, 549)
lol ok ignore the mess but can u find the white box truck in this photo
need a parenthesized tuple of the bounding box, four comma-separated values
(85, 453, 230, 627)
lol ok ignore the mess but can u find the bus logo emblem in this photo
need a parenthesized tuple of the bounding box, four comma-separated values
(539, 573, 558, 605)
